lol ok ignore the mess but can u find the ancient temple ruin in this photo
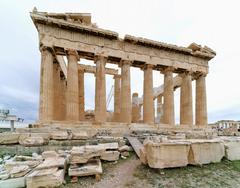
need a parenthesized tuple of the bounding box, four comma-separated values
(30, 10, 216, 128)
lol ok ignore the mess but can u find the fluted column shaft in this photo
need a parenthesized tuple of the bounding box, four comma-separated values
(157, 95, 163, 123)
(132, 93, 141, 123)
(39, 47, 54, 122)
(196, 74, 208, 126)
(113, 75, 121, 122)
(59, 75, 66, 120)
(162, 68, 175, 125)
(78, 69, 85, 120)
(180, 72, 193, 126)
(143, 65, 154, 124)
(66, 50, 79, 121)
(94, 55, 107, 123)
(120, 60, 132, 123)
(53, 62, 61, 120)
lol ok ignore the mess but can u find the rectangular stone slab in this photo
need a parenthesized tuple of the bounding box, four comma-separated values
(35, 157, 66, 170)
(68, 159, 102, 177)
(188, 139, 225, 165)
(26, 168, 64, 188)
(0, 176, 25, 188)
(221, 137, 240, 161)
(144, 140, 191, 169)
(0, 133, 20, 144)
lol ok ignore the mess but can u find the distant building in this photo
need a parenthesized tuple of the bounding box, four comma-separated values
(214, 120, 240, 130)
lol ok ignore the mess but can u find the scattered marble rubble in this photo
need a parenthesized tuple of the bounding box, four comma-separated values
(0, 141, 131, 187)
(140, 136, 240, 169)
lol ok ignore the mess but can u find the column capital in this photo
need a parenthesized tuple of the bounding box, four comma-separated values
(66, 49, 79, 60)
(40, 46, 53, 53)
(119, 59, 132, 67)
(113, 74, 121, 79)
(160, 66, 175, 74)
(192, 72, 207, 80)
(94, 54, 108, 63)
(142, 64, 154, 70)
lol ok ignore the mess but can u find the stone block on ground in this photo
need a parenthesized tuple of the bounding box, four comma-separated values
(121, 151, 130, 157)
(9, 165, 30, 178)
(26, 167, 65, 188)
(100, 151, 119, 161)
(0, 133, 20, 144)
(118, 145, 132, 152)
(35, 157, 66, 170)
(5, 160, 41, 170)
(68, 159, 102, 177)
(51, 131, 70, 140)
(188, 139, 225, 165)
(144, 140, 191, 169)
(42, 151, 59, 159)
(0, 176, 25, 188)
(71, 130, 91, 140)
(18, 133, 50, 147)
(69, 144, 109, 164)
(139, 148, 147, 165)
(221, 137, 240, 161)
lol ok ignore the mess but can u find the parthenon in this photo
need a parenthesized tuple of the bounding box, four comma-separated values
(31, 9, 216, 128)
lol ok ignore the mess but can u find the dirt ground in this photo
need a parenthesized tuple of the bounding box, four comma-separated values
(62, 153, 240, 188)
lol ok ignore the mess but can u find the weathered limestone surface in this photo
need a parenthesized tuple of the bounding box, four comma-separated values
(42, 150, 59, 159)
(144, 140, 190, 169)
(51, 131, 70, 140)
(0, 177, 26, 188)
(78, 68, 85, 120)
(162, 68, 175, 126)
(113, 75, 121, 122)
(100, 151, 120, 161)
(195, 75, 208, 127)
(132, 93, 141, 123)
(180, 72, 193, 126)
(188, 139, 224, 165)
(66, 50, 79, 121)
(39, 47, 54, 121)
(221, 137, 240, 161)
(68, 159, 102, 177)
(120, 61, 132, 123)
(26, 168, 65, 188)
(143, 65, 154, 124)
(0, 133, 20, 144)
(94, 55, 107, 123)
(35, 157, 66, 170)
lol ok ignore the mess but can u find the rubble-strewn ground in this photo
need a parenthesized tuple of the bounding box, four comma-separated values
(62, 153, 240, 188)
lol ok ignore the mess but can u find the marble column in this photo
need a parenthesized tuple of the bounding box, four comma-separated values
(113, 74, 121, 122)
(39, 47, 54, 122)
(180, 72, 193, 126)
(66, 50, 79, 121)
(78, 68, 85, 120)
(59, 73, 66, 120)
(195, 74, 208, 127)
(162, 67, 175, 125)
(53, 62, 61, 120)
(120, 60, 132, 123)
(94, 55, 107, 123)
(143, 64, 154, 124)
(156, 95, 163, 123)
(132, 93, 141, 123)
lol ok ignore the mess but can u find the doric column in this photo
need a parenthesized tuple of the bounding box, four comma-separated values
(156, 95, 163, 123)
(162, 67, 175, 125)
(78, 68, 85, 120)
(59, 73, 66, 120)
(66, 50, 79, 121)
(113, 74, 121, 122)
(132, 93, 141, 123)
(53, 62, 61, 120)
(143, 64, 154, 124)
(180, 72, 193, 126)
(120, 60, 132, 123)
(39, 47, 54, 122)
(94, 55, 107, 123)
(195, 74, 208, 127)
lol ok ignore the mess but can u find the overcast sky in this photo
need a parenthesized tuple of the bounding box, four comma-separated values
(0, 0, 239, 123)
